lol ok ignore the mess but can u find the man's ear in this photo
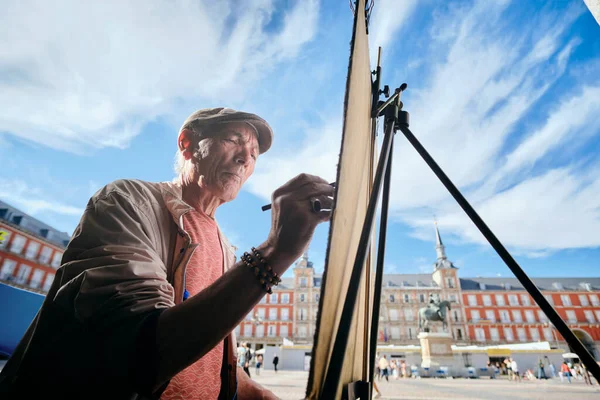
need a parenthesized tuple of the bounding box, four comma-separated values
(178, 129, 194, 160)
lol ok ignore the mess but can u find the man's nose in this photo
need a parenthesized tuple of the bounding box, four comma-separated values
(235, 147, 252, 165)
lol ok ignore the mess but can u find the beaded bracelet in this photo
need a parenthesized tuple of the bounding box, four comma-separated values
(241, 248, 281, 294)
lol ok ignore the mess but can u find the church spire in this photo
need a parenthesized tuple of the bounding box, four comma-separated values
(435, 221, 446, 261)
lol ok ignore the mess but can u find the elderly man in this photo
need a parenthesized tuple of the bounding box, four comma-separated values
(0, 108, 334, 399)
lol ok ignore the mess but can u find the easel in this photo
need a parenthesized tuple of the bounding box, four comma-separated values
(320, 42, 600, 400)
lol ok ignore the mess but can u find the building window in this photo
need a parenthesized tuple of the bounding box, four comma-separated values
(403, 294, 410, 303)
(520, 294, 531, 306)
(300, 294, 306, 303)
(270, 293, 278, 304)
(300, 277, 307, 287)
(516, 328, 526, 342)
(471, 310, 480, 322)
(495, 294, 506, 306)
(390, 294, 396, 303)
(9, 235, 26, 254)
(420, 294, 426, 303)
(280, 325, 289, 338)
(43, 273, 55, 291)
(537, 310, 548, 323)
(298, 326, 307, 337)
(257, 308, 265, 319)
(596, 310, 600, 322)
(315, 293, 320, 302)
(299, 308, 307, 321)
(584, 310, 595, 323)
(456, 328, 463, 340)
(525, 310, 535, 323)
(544, 294, 554, 305)
(579, 295, 589, 306)
(560, 295, 572, 306)
(246, 312, 252, 321)
(543, 327, 554, 342)
(485, 310, 495, 322)
(390, 327, 400, 339)
(499, 310, 510, 323)
(256, 325, 264, 337)
(565, 310, 577, 323)
(475, 328, 486, 341)
(490, 328, 500, 342)
(589, 294, 599, 306)
(281, 308, 289, 321)
(453, 310, 460, 322)
(244, 325, 252, 337)
(449, 294, 458, 303)
(281, 293, 290, 304)
(529, 327, 540, 341)
(468, 295, 477, 306)
(269, 309, 277, 321)
(405, 309, 414, 322)
(482, 295, 492, 306)
(268, 325, 276, 337)
(503, 327, 514, 342)
(512, 310, 522, 323)
(259, 296, 267, 304)
(446, 277, 455, 288)
(408, 327, 413, 340)
(389, 309, 398, 321)
(0, 230, 12, 249)
(38, 246, 52, 264)
(51, 252, 62, 268)
(29, 269, 45, 289)
(508, 295, 519, 306)
(0, 259, 17, 280)
(25, 241, 40, 260)
(15, 264, 31, 285)
(235, 325, 241, 336)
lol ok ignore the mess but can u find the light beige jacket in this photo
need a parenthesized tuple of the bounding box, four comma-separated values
(0, 179, 238, 399)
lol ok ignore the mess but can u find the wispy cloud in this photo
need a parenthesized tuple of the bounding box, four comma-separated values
(0, 179, 83, 217)
(0, 0, 319, 153)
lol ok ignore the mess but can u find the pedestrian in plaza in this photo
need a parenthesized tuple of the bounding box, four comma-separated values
(0, 108, 335, 400)
(273, 355, 279, 373)
(581, 363, 592, 385)
(391, 359, 398, 379)
(504, 358, 513, 379)
(545, 356, 556, 378)
(401, 360, 407, 378)
(255, 354, 263, 376)
(510, 358, 521, 382)
(561, 361, 572, 383)
(375, 353, 381, 381)
(537, 358, 547, 380)
(378, 355, 390, 382)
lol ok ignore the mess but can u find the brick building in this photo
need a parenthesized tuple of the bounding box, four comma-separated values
(238, 224, 600, 360)
(0, 200, 70, 293)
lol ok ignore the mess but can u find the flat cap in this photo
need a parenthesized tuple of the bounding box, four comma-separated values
(181, 107, 273, 154)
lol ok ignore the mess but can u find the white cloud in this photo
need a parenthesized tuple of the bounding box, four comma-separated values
(0, 179, 84, 217)
(248, 1, 600, 255)
(0, 0, 319, 153)
(368, 0, 418, 65)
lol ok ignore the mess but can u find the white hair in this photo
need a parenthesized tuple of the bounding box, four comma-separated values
(173, 126, 215, 181)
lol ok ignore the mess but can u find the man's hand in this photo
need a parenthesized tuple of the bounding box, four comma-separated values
(237, 367, 279, 400)
(260, 173, 334, 275)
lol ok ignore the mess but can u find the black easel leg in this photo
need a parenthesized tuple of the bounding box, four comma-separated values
(397, 124, 600, 383)
(320, 118, 396, 399)
(368, 131, 394, 396)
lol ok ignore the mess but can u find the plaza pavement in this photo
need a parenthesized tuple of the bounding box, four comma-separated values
(252, 369, 600, 400)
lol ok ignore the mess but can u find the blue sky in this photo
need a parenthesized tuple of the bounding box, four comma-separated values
(1, 0, 599, 279)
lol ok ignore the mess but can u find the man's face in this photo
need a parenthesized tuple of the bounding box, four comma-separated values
(193, 122, 259, 202)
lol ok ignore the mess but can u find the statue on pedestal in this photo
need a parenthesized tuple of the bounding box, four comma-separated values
(418, 293, 451, 332)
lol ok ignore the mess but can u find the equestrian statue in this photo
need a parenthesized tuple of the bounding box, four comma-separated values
(418, 293, 451, 332)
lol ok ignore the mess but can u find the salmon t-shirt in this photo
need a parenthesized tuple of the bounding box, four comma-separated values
(161, 209, 224, 400)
